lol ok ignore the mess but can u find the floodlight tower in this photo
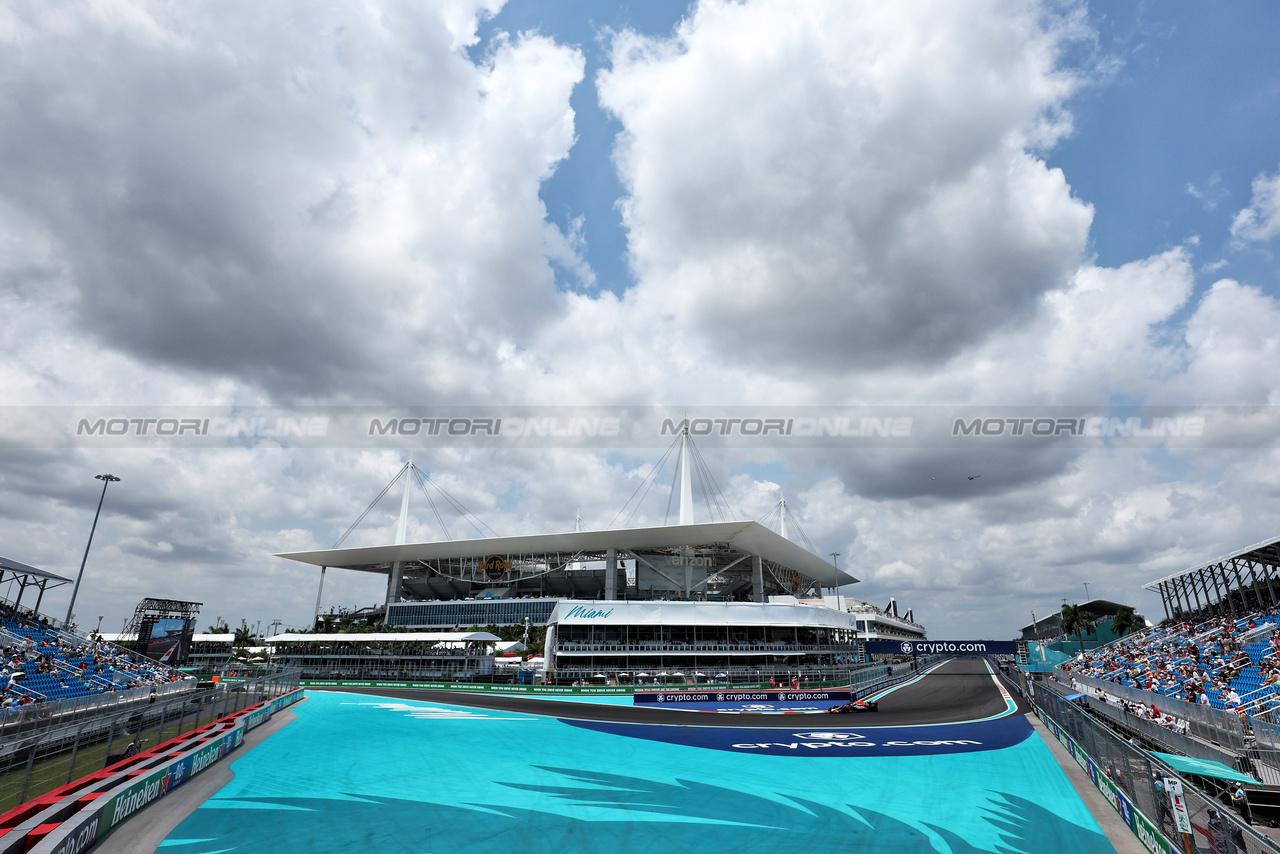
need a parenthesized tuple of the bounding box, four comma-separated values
(65, 474, 120, 627)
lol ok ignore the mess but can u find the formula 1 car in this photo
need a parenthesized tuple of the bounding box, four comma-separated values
(825, 699, 877, 713)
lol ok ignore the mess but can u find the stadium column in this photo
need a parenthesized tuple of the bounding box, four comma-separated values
(1263, 551, 1279, 609)
(386, 561, 403, 611)
(752, 555, 764, 603)
(605, 548, 617, 600)
(1243, 558, 1264, 611)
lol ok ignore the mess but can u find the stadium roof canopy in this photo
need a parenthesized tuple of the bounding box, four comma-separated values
(0, 555, 71, 584)
(276, 521, 857, 588)
(0, 554, 71, 616)
(101, 633, 235, 644)
(1142, 535, 1280, 620)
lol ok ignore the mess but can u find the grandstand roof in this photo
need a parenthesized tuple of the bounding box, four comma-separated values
(264, 631, 501, 643)
(1142, 535, 1280, 589)
(276, 521, 856, 587)
(0, 554, 71, 584)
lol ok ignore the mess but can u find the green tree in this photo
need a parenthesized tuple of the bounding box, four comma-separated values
(1060, 604, 1097, 656)
(468, 623, 547, 656)
(1109, 606, 1146, 638)
(233, 619, 255, 648)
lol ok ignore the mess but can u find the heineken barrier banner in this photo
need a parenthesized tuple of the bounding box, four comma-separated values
(243, 706, 270, 731)
(864, 640, 1018, 656)
(244, 689, 304, 732)
(269, 690, 304, 713)
(41, 728, 241, 854)
(1039, 712, 1175, 854)
(38, 690, 304, 854)
(634, 688, 851, 705)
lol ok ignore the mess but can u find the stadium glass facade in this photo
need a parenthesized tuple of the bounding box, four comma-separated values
(386, 599, 558, 630)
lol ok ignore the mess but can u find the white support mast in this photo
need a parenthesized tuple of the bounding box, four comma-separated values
(385, 457, 413, 611)
(678, 427, 694, 526)
(779, 490, 788, 541)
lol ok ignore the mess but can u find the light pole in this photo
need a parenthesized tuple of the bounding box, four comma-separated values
(1082, 581, 1091, 602)
(65, 474, 120, 627)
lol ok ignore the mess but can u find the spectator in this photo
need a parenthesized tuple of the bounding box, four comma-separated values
(1232, 785, 1252, 826)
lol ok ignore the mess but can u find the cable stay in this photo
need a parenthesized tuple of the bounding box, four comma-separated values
(330, 460, 499, 549)
(756, 490, 819, 554)
(608, 426, 740, 529)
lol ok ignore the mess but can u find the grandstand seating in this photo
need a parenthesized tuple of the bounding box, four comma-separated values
(0, 608, 184, 712)
(1062, 611, 1280, 719)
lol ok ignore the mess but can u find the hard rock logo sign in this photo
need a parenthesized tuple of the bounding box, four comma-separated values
(483, 555, 510, 581)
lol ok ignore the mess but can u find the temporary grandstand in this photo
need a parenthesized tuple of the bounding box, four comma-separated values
(264, 631, 502, 680)
(100, 632, 236, 673)
(0, 555, 196, 732)
(1012, 535, 1280, 832)
(1143, 534, 1280, 620)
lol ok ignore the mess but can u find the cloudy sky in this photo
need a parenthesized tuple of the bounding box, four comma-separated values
(1, 0, 1278, 639)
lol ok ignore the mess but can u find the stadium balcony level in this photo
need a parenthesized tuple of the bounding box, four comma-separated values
(554, 643, 862, 654)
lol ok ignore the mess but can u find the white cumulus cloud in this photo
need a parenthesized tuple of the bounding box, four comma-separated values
(1230, 165, 1280, 246)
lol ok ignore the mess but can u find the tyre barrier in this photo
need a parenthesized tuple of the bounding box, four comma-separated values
(0, 689, 304, 854)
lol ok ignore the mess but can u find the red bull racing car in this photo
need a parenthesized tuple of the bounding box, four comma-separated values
(825, 698, 878, 713)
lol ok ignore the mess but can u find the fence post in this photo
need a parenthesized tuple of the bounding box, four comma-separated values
(103, 716, 118, 769)
(64, 726, 84, 786)
(18, 743, 37, 804)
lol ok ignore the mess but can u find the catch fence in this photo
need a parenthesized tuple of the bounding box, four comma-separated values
(0, 669, 299, 814)
(1022, 672, 1278, 853)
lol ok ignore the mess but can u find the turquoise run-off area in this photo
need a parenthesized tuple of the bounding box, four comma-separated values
(159, 690, 1115, 853)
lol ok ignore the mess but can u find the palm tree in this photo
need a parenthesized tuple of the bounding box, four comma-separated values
(1109, 606, 1146, 638)
(233, 619, 255, 648)
(1060, 604, 1097, 656)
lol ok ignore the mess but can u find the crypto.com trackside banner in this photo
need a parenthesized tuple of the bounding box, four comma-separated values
(2, 405, 1277, 449)
(865, 640, 1019, 656)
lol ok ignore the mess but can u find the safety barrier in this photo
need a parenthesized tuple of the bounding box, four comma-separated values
(1086, 695, 1242, 769)
(0, 688, 304, 854)
(1059, 668, 1247, 751)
